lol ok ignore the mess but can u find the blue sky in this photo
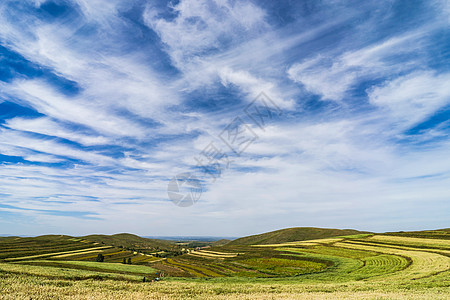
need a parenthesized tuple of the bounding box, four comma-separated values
(0, 0, 449, 236)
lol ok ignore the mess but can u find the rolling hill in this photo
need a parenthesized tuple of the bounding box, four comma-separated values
(82, 233, 178, 251)
(2, 229, 449, 299)
(227, 227, 369, 245)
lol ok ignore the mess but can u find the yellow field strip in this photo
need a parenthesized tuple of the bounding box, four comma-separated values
(129, 254, 153, 262)
(347, 240, 450, 256)
(51, 248, 111, 258)
(190, 251, 237, 258)
(366, 235, 450, 250)
(147, 258, 165, 263)
(4, 246, 113, 261)
(198, 250, 239, 255)
(187, 253, 224, 259)
(134, 257, 159, 263)
(79, 250, 127, 260)
(103, 251, 126, 256)
(335, 241, 450, 280)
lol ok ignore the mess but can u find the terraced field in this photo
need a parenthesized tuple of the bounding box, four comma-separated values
(334, 240, 449, 280)
(13, 260, 158, 277)
(0, 230, 449, 299)
(0, 235, 160, 268)
(189, 249, 239, 258)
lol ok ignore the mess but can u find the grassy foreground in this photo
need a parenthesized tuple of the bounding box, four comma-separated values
(1, 229, 449, 299)
(0, 268, 449, 299)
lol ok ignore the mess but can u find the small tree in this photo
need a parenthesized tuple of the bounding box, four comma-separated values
(96, 254, 104, 262)
(127, 257, 132, 264)
(122, 258, 127, 264)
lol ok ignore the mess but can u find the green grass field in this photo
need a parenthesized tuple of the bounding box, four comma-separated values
(0, 228, 449, 299)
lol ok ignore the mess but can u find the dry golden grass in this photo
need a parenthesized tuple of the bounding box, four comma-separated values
(0, 262, 139, 281)
(1, 270, 449, 300)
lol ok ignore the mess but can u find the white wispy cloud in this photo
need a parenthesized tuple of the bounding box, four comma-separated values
(0, 127, 115, 165)
(144, 0, 268, 69)
(368, 71, 450, 129)
(287, 29, 432, 101)
(0, 0, 448, 235)
(218, 67, 295, 109)
(1, 79, 148, 138)
(5, 117, 110, 146)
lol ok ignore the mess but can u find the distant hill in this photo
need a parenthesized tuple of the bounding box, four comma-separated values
(82, 233, 177, 251)
(383, 228, 450, 240)
(227, 227, 369, 245)
(211, 239, 231, 246)
(143, 236, 237, 242)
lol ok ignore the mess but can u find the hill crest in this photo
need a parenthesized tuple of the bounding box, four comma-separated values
(227, 227, 368, 245)
(82, 233, 177, 250)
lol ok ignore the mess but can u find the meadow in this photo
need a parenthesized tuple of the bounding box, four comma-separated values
(0, 228, 449, 299)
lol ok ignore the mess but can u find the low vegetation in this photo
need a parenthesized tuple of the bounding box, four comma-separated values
(0, 227, 449, 299)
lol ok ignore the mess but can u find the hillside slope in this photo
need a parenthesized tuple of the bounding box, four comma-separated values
(383, 228, 450, 239)
(227, 227, 368, 245)
(212, 239, 231, 246)
(82, 233, 177, 251)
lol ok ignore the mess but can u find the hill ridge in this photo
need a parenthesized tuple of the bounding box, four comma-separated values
(227, 227, 369, 245)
